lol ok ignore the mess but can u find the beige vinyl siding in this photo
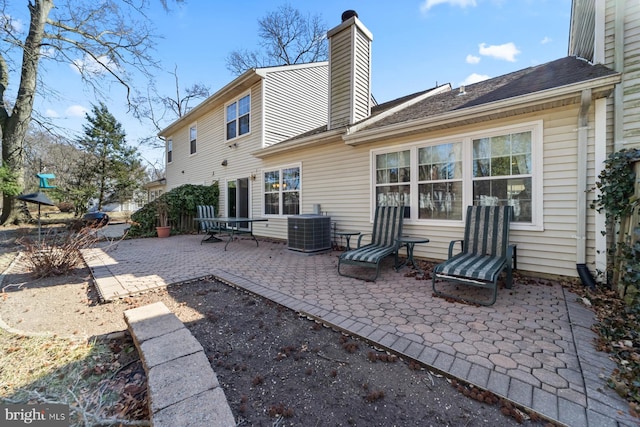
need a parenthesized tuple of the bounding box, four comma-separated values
(604, 0, 640, 149)
(263, 65, 328, 147)
(165, 82, 264, 202)
(258, 105, 594, 278)
(329, 28, 352, 129)
(353, 29, 371, 122)
(604, 0, 616, 65)
(622, 1, 640, 147)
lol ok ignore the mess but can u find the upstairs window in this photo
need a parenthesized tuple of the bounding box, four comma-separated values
(190, 125, 197, 154)
(167, 139, 173, 163)
(226, 94, 251, 140)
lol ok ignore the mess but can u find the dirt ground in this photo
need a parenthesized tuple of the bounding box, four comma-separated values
(0, 240, 553, 426)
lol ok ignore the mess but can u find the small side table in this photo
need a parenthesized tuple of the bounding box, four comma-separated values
(335, 231, 360, 251)
(395, 236, 430, 276)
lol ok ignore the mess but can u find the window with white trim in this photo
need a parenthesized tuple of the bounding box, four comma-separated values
(189, 124, 197, 154)
(263, 166, 300, 215)
(472, 131, 532, 222)
(167, 139, 173, 163)
(375, 150, 410, 217)
(226, 94, 251, 140)
(372, 122, 541, 227)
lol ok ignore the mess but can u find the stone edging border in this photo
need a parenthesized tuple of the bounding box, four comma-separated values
(124, 302, 235, 427)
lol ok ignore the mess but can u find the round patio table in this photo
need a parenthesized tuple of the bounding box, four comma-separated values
(335, 231, 360, 251)
(395, 236, 430, 276)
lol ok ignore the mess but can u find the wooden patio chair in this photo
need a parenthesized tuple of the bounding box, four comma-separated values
(432, 205, 514, 306)
(338, 205, 405, 281)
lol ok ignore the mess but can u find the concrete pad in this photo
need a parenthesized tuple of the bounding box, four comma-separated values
(153, 388, 235, 427)
(139, 327, 204, 368)
(124, 302, 184, 342)
(147, 352, 220, 412)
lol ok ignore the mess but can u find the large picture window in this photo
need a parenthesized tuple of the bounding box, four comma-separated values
(371, 122, 540, 227)
(226, 94, 251, 140)
(264, 166, 300, 215)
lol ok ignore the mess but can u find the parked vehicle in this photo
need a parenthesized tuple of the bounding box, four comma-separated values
(82, 212, 110, 227)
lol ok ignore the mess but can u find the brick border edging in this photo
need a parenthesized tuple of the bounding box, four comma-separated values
(124, 302, 235, 427)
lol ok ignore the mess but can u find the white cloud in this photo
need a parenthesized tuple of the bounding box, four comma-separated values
(466, 54, 481, 64)
(478, 42, 521, 62)
(71, 54, 117, 75)
(461, 73, 490, 86)
(40, 46, 56, 58)
(420, 0, 477, 13)
(540, 36, 552, 45)
(65, 105, 88, 118)
(44, 109, 59, 118)
(0, 14, 23, 33)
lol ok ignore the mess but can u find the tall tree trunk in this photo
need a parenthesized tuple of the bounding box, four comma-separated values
(0, 0, 53, 224)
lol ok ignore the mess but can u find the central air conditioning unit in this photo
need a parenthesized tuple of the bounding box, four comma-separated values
(287, 214, 331, 253)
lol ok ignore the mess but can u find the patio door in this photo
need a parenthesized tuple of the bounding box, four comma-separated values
(227, 178, 249, 229)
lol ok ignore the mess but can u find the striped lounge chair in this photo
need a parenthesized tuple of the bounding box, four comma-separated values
(432, 205, 514, 306)
(196, 205, 220, 244)
(338, 205, 405, 281)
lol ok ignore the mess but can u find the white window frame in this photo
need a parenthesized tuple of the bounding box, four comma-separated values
(225, 91, 251, 141)
(262, 163, 302, 217)
(189, 124, 197, 155)
(370, 121, 543, 231)
(167, 138, 173, 164)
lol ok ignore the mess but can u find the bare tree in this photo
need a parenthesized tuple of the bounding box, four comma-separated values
(132, 65, 210, 148)
(226, 4, 327, 75)
(0, 0, 180, 224)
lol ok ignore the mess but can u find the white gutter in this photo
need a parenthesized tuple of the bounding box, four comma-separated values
(343, 74, 620, 145)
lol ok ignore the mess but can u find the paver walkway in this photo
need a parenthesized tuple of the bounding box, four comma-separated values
(81, 234, 638, 427)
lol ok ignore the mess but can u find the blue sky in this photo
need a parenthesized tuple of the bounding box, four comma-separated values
(13, 0, 573, 166)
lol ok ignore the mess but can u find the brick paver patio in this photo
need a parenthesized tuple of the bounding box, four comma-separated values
(82, 234, 637, 427)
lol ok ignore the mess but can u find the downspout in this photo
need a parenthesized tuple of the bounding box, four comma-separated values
(577, 88, 597, 289)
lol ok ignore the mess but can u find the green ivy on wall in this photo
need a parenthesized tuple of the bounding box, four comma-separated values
(129, 183, 219, 237)
(592, 148, 640, 304)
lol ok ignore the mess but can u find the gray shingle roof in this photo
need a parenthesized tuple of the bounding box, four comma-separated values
(363, 56, 617, 130)
(272, 56, 616, 148)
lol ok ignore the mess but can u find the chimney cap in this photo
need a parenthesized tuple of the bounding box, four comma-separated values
(341, 10, 358, 22)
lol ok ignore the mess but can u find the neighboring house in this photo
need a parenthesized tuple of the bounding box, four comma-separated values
(160, 7, 626, 280)
(143, 178, 166, 203)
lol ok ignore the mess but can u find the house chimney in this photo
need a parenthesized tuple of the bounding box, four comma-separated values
(327, 10, 373, 130)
